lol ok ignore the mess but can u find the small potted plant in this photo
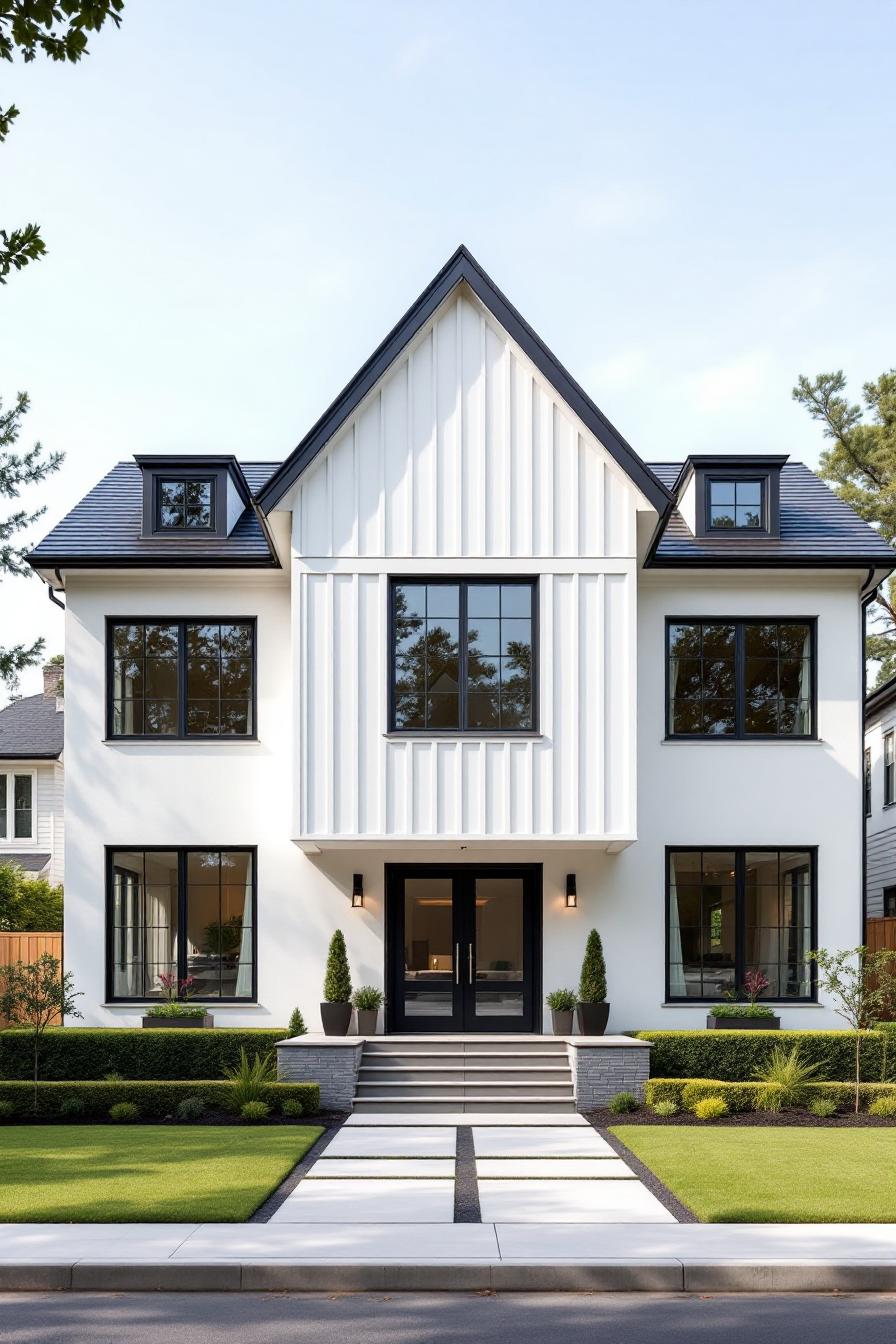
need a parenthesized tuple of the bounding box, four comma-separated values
(576, 928, 610, 1035)
(320, 929, 352, 1035)
(352, 985, 384, 1035)
(706, 969, 780, 1030)
(142, 974, 213, 1029)
(546, 988, 577, 1035)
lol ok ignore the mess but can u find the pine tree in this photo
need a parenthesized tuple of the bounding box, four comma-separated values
(287, 1006, 307, 1037)
(578, 928, 607, 1003)
(323, 930, 352, 1003)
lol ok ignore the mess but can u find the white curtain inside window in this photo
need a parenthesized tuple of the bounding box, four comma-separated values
(792, 627, 812, 735)
(668, 864, 687, 997)
(235, 861, 253, 998)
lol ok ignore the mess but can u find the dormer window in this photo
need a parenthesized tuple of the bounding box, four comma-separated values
(708, 478, 764, 531)
(157, 478, 214, 531)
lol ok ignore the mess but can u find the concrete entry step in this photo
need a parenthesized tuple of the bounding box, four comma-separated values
(364, 1037, 569, 1055)
(352, 1097, 577, 1114)
(355, 1038, 575, 1113)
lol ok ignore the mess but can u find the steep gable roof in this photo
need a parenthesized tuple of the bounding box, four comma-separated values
(256, 245, 673, 515)
(0, 693, 63, 759)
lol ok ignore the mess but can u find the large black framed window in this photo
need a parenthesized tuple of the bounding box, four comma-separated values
(107, 619, 255, 739)
(666, 618, 815, 738)
(666, 847, 816, 1002)
(390, 579, 536, 732)
(107, 847, 256, 1001)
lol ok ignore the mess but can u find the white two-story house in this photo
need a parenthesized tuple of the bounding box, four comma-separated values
(27, 248, 896, 1033)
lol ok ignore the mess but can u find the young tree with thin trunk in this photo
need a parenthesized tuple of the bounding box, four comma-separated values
(808, 946, 896, 1112)
(0, 954, 82, 1109)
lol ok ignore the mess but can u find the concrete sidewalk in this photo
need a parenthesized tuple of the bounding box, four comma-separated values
(4, 1221, 896, 1292)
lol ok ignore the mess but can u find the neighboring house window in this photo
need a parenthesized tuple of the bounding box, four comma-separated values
(886, 732, 895, 805)
(107, 848, 255, 1001)
(884, 886, 896, 918)
(667, 619, 815, 738)
(157, 478, 214, 530)
(667, 848, 815, 1001)
(0, 772, 34, 841)
(865, 747, 873, 816)
(708, 478, 763, 530)
(390, 580, 536, 732)
(108, 619, 255, 738)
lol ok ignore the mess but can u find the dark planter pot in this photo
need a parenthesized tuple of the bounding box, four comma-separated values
(576, 1001, 610, 1036)
(356, 1008, 379, 1035)
(550, 1008, 574, 1036)
(321, 1001, 352, 1036)
(142, 1013, 214, 1029)
(706, 1013, 781, 1030)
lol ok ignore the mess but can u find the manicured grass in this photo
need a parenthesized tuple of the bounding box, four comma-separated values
(612, 1125, 896, 1223)
(0, 1126, 323, 1223)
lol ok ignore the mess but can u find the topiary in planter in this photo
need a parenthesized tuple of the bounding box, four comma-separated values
(321, 930, 352, 1035)
(577, 928, 609, 1035)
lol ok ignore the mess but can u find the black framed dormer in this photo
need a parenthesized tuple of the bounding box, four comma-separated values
(136, 455, 252, 540)
(690, 455, 786, 540)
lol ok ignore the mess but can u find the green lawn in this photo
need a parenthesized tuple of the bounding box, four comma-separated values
(612, 1126, 896, 1223)
(0, 1126, 323, 1223)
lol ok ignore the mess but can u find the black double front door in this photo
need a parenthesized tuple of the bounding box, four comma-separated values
(386, 864, 541, 1033)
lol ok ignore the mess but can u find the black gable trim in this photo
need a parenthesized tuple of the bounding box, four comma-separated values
(256, 245, 673, 515)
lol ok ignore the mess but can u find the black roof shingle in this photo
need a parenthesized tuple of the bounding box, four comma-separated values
(0, 693, 63, 759)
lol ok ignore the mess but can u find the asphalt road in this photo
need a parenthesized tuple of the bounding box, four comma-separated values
(1, 1292, 895, 1343)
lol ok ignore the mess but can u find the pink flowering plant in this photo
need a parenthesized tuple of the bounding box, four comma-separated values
(712, 967, 776, 1019)
(146, 972, 206, 1018)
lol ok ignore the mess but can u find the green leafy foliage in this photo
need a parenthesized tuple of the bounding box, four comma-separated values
(632, 1029, 893, 1082)
(545, 988, 577, 1011)
(144, 1003, 206, 1019)
(646, 1077, 896, 1113)
(691, 1096, 728, 1120)
(752, 1045, 820, 1111)
(808, 1097, 838, 1118)
(175, 1096, 206, 1122)
(651, 1099, 678, 1117)
(58, 1095, 85, 1119)
(240, 1100, 270, 1123)
(0, 862, 63, 932)
(608, 1091, 639, 1114)
(281, 1099, 304, 1119)
(0, 1098, 13, 1118)
(352, 985, 384, 1011)
(868, 1095, 896, 1117)
(0, 1079, 320, 1119)
(0, 1027, 290, 1081)
(578, 928, 607, 1003)
(108, 1101, 139, 1123)
(323, 930, 352, 1003)
(0, 954, 81, 1107)
(220, 1048, 277, 1108)
(287, 1007, 307, 1037)
(809, 947, 896, 1111)
(708, 1003, 776, 1019)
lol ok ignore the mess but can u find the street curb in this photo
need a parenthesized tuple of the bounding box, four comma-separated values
(3, 1259, 896, 1292)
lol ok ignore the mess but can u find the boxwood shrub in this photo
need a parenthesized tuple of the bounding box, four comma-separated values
(0, 1028, 289, 1082)
(645, 1077, 896, 1112)
(0, 1080, 319, 1119)
(632, 1030, 893, 1082)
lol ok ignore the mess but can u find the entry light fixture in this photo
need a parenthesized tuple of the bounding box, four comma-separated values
(565, 874, 577, 908)
(352, 874, 364, 908)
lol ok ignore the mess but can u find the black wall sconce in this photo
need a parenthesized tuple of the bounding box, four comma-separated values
(352, 874, 364, 908)
(565, 874, 577, 908)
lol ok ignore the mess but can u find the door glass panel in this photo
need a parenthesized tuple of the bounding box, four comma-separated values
(403, 878, 455, 1018)
(474, 877, 524, 1018)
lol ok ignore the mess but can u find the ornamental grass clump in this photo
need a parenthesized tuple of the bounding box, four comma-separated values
(609, 1091, 639, 1114)
(692, 1096, 728, 1120)
(868, 1094, 896, 1118)
(240, 1100, 270, 1123)
(109, 1102, 139, 1123)
(221, 1048, 277, 1108)
(651, 1099, 678, 1117)
(752, 1045, 820, 1112)
(808, 1098, 838, 1118)
(175, 1096, 206, 1122)
(281, 1099, 304, 1119)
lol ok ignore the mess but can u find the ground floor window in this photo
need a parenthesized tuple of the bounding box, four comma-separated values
(667, 848, 816, 1002)
(107, 848, 255, 1001)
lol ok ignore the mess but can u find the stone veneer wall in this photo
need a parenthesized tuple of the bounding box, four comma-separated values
(276, 1040, 363, 1111)
(566, 1039, 651, 1111)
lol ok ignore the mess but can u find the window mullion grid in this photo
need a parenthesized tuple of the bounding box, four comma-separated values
(460, 582, 469, 731)
(735, 850, 746, 995)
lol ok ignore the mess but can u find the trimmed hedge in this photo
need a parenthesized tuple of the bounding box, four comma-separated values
(0, 1028, 289, 1082)
(645, 1077, 896, 1113)
(633, 1030, 894, 1082)
(0, 1080, 319, 1119)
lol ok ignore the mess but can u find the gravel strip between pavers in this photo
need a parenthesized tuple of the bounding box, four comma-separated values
(250, 1117, 346, 1222)
(592, 1123, 697, 1224)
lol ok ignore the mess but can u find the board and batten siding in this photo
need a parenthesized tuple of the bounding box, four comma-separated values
(284, 286, 649, 844)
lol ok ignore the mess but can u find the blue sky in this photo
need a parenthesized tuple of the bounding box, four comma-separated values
(2, 0, 894, 700)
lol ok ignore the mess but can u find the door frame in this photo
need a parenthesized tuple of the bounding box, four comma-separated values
(384, 862, 543, 1034)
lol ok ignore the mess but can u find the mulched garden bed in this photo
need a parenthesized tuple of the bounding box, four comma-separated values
(585, 1107, 896, 1128)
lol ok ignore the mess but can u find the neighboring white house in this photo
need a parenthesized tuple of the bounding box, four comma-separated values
(26, 247, 896, 1032)
(0, 662, 65, 888)
(865, 673, 896, 920)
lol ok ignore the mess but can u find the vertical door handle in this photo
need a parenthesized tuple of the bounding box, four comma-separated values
(468, 943, 474, 984)
(455, 944, 460, 985)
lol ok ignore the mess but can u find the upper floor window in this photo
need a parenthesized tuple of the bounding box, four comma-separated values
(885, 731, 895, 805)
(667, 618, 815, 738)
(108, 619, 255, 738)
(865, 746, 872, 816)
(0, 772, 34, 841)
(708, 478, 763, 530)
(390, 579, 536, 732)
(157, 478, 214, 530)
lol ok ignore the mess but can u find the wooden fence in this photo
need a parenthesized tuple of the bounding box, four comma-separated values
(867, 917, 896, 954)
(0, 933, 63, 1026)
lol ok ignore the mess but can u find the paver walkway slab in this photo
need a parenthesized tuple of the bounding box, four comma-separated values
(307, 1158, 455, 1178)
(344, 1112, 587, 1127)
(324, 1127, 456, 1158)
(478, 1180, 677, 1223)
(475, 1158, 635, 1179)
(473, 1127, 616, 1158)
(269, 1179, 456, 1224)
